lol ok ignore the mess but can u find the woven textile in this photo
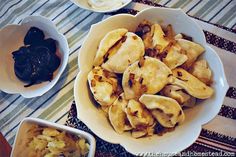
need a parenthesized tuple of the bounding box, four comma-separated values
(0, 0, 235, 156)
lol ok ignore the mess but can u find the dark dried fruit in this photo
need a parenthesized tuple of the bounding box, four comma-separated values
(24, 27, 45, 45)
(47, 54, 61, 72)
(41, 38, 57, 53)
(14, 61, 32, 82)
(12, 47, 30, 66)
(12, 27, 61, 87)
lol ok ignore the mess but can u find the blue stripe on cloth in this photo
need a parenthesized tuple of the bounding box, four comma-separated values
(186, 0, 202, 14)
(0, 0, 22, 19)
(52, 3, 74, 21)
(55, 111, 69, 123)
(0, 96, 21, 115)
(30, 0, 49, 15)
(208, 0, 233, 22)
(63, 12, 94, 35)
(164, 0, 172, 6)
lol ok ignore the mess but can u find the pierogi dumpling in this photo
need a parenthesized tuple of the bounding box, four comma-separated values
(163, 43, 188, 69)
(88, 20, 215, 138)
(93, 28, 128, 66)
(152, 24, 170, 52)
(189, 59, 212, 85)
(161, 85, 196, 107)
(108, 93, 132, 134)
(139, 94, 185, 128)
(170, 68, 214, 99)
(139, 21, 154, 50)
(137, 22, 171, 53)
(125, 99, 154, 129)
(131, 123, 156, 138)
(102, 32, 145, 73)
(122, 56, 172, 99)
(176, 39, 205, 69)
(88, 66, 121, 106)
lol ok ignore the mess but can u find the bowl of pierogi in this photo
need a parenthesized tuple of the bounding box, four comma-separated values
(74, 7, 228, 155)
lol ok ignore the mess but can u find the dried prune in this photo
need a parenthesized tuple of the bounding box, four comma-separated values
(41, 38, 57, 53)
(48, 54, 61, 72)
(31, 47, 52, 67)
(14, 61, 33, 82)
(12, 27, 61, 87)
(24, 27, 45, 45)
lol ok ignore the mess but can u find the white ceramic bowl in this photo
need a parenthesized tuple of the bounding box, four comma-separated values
(74, 7, 228, 155)
(11, 117, 96, 157)
(0, 16, 69, 98)
(70, 0, 131, 13)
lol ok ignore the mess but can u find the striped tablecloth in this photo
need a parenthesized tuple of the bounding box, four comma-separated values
(0, 0, 235, 156)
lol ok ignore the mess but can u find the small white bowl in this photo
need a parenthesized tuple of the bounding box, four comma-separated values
(74, 7, 229, 155)
(70, 0, 132, 13)
(11, 117, 96, 157)
(0, 16, 69, 98)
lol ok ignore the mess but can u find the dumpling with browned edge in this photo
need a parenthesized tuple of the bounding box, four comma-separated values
(88, 66, 122, 106)
(152, 24, 171, 53)
(138, 23, 171, 53)
(122, 56, 172, 99)
(125, 99, 154, 130)
(101, 32, 144, 73)
(135, 20, 153, 49)
(108, 93, 132, 134)
(139, 94, 185, 128)
(131, 123, 156, 138)
(189, 59, 213, 85)
(161, 85, 196, 108)
(169, 68, 214, 99)
(163, 43, 188, 69)
(176, 39, 205, 69)
(93, 28, 128, 66)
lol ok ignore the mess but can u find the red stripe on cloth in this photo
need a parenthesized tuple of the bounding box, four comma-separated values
(199, 136, 236, 151)
(195, 140, 235, 153)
